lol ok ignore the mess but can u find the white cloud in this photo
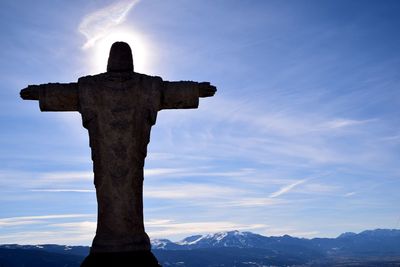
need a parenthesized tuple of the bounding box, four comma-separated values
(40, 171, 93, 182)
(191, 169, 256, 178)
(167, 97, 383, 168)
(0, 170, 94, 191)
(145, 167, 256, 180)
(145, 184, 240, 200)
(144, 168, 185, 176)
(381, 134, 400, 142)
(269, 179, 307, 198)
(0, 214, 93, 227)
(345, 192, 356, 197)
(78, 0, 140, 49)
(0, 229, 94, 245)
(222, 197, 288, 207)
(50, 221, 96, 232)
(323, 118, 376, 129)
(301, 183, 339, 194)
(204, 98, 375, 137)
(30, 189, 95, 193)
(0, 215, 96, 245)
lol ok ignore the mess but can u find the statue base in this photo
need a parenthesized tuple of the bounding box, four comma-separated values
(80, 250, 161, 267)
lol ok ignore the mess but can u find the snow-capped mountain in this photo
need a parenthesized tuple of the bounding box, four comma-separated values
(150, 238, 182, 250)
(152, 230, 307, 250)
(151, 228, 400, 251)
(177, 230, 273, 249)
(1, 229, 400, 267)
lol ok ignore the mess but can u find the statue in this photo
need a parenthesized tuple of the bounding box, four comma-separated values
(20, 42, 216, 266)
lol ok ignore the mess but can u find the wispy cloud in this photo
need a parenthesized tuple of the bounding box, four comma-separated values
(223, 197, 288, 207)
(145, 167, 255, 180)
(269, 179, 307, 198)
(145, 184, 240, 200)
(0, 228, 94, 245)
(0, 215, 96, 245)
(0, 214, 93, 227)
(40, 171, 93, 182)
(78, 0, 140, 49)
(49, 221, 96, 232)
(345, 192, 356, 197)
(157, 96, 384, 169)
(381, 134, 400, 142)
(30, 189, 94, 193)
(301, 183, 339, 194)
(323, 118, 376, 129)
(0, 170, 94, 191)
(204, 98, 376, 137)
(144, 168, 186, 177)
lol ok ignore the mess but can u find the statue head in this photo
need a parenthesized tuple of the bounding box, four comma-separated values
(107, 42, 134, 72)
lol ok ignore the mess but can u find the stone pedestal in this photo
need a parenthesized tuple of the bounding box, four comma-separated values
(80, 250, 161, 267)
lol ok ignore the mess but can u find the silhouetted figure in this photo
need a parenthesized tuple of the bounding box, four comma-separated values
(20, 42, 216, 266)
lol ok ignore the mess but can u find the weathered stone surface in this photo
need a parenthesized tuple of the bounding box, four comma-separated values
(20, 42, 216, 265)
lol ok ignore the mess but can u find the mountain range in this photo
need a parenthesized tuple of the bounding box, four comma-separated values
(1, 229, 400, 266)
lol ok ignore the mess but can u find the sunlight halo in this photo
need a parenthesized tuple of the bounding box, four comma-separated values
(87, 28, 155, 75)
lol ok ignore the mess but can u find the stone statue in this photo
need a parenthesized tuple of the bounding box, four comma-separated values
(20, 42, 216, 266)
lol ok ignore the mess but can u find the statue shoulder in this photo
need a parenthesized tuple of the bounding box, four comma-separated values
(77, 72, 164, 87)
(133, 72, 163, 83)
(78, 73, 106, 84)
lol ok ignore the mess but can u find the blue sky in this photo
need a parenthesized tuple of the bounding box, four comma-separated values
(0, 0, 400, 245)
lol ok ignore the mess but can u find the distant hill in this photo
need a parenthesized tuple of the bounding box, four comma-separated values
(1, 229, 400, 267)
(0, 247, 83, 267)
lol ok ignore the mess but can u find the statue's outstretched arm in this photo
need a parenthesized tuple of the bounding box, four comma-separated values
(160, 81, 216, 110)
(20, 83, 79, 111)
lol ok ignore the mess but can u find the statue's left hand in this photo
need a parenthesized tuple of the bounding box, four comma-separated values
(20, 85, 40, 100)
(198, 82, 217, 98)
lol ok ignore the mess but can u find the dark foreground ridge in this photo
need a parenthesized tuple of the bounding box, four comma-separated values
(80, 251, 161, 267)
(1, 228, 400, 267)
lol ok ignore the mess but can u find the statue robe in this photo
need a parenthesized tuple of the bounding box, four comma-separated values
(38, 72, 200, 252)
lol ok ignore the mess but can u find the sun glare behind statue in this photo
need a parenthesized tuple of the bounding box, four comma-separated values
(89, 29, 153, 75)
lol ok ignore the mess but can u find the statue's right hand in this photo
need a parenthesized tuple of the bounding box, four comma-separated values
(20, 85, 40, 100)
(198, 82, 217, 98)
